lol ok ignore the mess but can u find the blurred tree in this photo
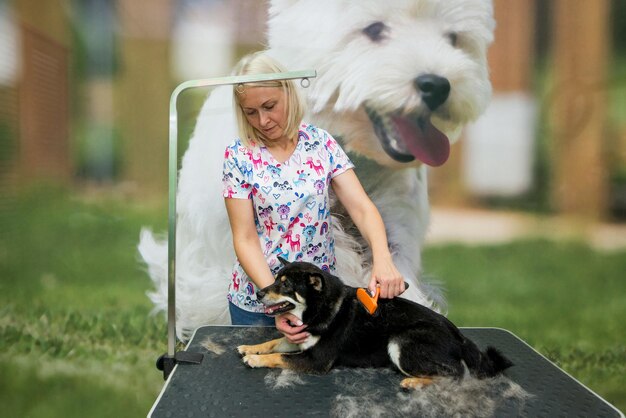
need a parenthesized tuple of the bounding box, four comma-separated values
(72, 0, 119, 182)
(116, 0, 173, 196)
(551, 0, 611, 220)
(16, 0, 71, 184)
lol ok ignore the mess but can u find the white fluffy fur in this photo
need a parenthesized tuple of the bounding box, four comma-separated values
(330, 370, 532, 418)
(138, 0, 495, 339)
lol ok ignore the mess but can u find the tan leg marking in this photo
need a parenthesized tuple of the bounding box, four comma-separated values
(242, 353, 289, 369)
(238, 337, 285, 356)
(400, 376, 435, 389)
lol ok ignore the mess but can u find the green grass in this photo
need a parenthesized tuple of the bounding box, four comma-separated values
(1, 189, 624, 416)
(0, 188, 167, 418)
(425, 241, 626, 413)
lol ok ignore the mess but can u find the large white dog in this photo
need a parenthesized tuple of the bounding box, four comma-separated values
(139, 0, 495, 339)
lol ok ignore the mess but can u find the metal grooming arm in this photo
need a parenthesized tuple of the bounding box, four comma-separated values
(156, 70, 317, 380)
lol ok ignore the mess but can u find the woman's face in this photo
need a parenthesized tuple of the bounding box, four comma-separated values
(239, 86, 290, 143)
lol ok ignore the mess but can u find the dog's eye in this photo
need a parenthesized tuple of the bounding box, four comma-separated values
(363, 21, 388, 42)
(446, 32, 458, 47)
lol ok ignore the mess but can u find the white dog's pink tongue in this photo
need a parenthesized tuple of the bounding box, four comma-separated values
(391, 116, 450, 167)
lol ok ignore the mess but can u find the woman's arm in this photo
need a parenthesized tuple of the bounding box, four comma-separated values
(225, 197, 275, 289)
(225, 198, 309, 343)
(331, 170, 405, 298)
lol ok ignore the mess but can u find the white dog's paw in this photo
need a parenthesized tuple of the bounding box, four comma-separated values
(242, 354, 262, 368)
(237, 345, 255, 356)
(242, 353, 286, 369)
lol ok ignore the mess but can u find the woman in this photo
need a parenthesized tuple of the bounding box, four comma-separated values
(223, 52, 404, 344)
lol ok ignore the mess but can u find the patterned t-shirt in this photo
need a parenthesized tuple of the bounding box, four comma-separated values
(222, 123, 354, 313)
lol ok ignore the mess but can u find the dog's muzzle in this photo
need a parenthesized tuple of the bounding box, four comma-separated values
(263, 301, 295, 316)
(257, 289, 296, 316)
(365, 73, 451, 166)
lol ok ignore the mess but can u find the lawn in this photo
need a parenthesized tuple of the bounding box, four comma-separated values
(0, 189, 624, 417)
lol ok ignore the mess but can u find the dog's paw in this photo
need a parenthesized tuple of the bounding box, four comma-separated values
(242, 352, 286, 369)
(242, 354, 263, 368)
(400, 377, 434, 390)
(237, 344, 257, 356)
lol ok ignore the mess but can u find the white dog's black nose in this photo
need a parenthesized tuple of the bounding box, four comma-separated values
(414, 74, 450, 111)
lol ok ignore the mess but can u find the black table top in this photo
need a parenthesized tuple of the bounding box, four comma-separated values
(149, 326, 623, 418)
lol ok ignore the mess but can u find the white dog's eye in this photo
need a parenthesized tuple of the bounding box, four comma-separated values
(446, 32, 458, 47)
(363, 21, 388, 42)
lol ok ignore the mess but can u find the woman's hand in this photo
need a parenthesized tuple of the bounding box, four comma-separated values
(331, 171, 405, 299)
(275, 312, 309, 345)
(368, 256, 405, 299)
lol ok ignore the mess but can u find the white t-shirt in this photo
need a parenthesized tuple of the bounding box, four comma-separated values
(222, 123, 354, 312)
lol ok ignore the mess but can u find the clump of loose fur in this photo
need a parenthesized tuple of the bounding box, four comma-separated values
(264, 369, 306, 389)
(200, 328, 265, 355)
(331, 372, 533, 418)
(239, 330, 529, 415)
(199, 336, 225, 355)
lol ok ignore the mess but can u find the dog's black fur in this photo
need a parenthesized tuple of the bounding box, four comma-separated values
(238, 259, 512, 386)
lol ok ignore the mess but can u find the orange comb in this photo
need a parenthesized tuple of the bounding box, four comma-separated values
(356, 287, 380, 315)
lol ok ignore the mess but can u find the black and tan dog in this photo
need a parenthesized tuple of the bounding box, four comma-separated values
(238, 259, 512, 389)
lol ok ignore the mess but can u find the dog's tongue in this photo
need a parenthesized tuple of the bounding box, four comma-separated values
(391, 115, 450, 167)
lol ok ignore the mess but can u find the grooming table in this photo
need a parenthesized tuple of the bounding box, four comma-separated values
(148, 326, 622, 417)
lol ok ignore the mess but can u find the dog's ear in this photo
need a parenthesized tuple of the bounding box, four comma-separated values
(277, 256, 290, 266)
(309, 274, 323, 292)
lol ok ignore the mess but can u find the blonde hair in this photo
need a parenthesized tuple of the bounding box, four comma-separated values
(232, 52, 305, 146)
